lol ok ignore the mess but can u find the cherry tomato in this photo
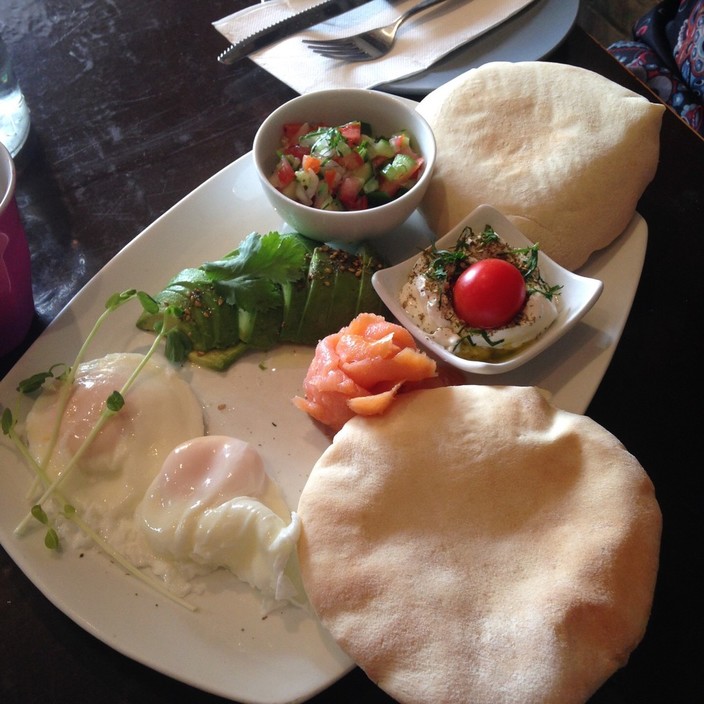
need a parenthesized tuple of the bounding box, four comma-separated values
(452, 258, 527, 329)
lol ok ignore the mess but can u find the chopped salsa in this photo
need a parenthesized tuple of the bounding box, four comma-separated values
(269, 120, 424, 211)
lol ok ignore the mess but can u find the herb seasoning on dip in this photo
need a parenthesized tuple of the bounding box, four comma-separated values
(400, 225, 561, 361)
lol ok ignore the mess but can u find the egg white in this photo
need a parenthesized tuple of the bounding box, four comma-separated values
(24, 353, 304, 608)
(25, 352, 205, 525)
(137, 435, 305, 608)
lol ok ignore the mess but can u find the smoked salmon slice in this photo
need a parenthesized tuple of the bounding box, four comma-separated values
(292, 313, 437, 432)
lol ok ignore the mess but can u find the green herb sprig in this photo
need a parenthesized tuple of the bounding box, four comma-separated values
(202, 230, 310, 311)
(424, 225, 562, 304)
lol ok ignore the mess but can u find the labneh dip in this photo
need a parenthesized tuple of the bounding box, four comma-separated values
(400, 224, 561, 361)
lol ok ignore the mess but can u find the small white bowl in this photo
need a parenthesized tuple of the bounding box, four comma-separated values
(253, 88, 436, 243)
(372, 204, 604, 375)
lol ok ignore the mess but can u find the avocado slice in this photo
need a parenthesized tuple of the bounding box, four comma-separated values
(293, 244, 387, 345)
(136, 268, 240, 352)
(136, 232, 388, 370)
(187, 342, 250, 371)
(279, 277, 310, 344)
(356, 245, 388, 316)
(293, 247, 338, 345)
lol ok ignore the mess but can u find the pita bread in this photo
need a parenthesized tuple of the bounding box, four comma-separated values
(416, 62, 664, 271)
(297, 385, 661, 704)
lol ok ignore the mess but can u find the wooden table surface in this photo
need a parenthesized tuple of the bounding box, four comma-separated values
(1, 1, 702, 702)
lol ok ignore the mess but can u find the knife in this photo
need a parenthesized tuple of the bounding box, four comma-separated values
(218, 0, 372, 64)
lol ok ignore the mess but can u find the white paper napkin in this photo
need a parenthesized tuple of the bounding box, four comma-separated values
(214, 0, 537, 93)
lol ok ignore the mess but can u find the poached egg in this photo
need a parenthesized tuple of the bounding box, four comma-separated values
(136, 435, 305, 609)
(25, 352, 205, 522)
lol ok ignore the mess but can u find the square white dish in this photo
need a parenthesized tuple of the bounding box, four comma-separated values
(372, 204, 604, 375)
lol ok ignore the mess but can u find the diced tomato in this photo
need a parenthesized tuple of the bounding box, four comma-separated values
(273, 155, 295, 187)
(282, 143, 309, 161)
(282, 122, 311, 147)
(390, 132, 414, 155)
(377, 176, 401, 198)
(283, 123, 304, 140)
(324, 168, 339, 191)
(339, 121, 362, 145)
(336, 151, 364, 170)
(346, 193, 369, 210)
(338, 175, 362, 199)
(302, 154, 322, 173)
(338, 176, 367, 210)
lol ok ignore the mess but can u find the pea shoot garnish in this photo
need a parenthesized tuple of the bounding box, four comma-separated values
(1, 289, 196, 611)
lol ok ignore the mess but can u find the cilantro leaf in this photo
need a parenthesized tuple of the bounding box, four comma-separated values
(202, 232, 310, 310)
(204, 232, 309, 284)
(215, 275, 282, 312)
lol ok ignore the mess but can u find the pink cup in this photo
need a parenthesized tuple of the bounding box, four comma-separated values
(1, 141, 34, 356)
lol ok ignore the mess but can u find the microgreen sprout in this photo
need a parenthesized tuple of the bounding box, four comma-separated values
(106, 390, 124, 413)
(31, 503, 50, 525)
(3, 290, 197, 611)
(16, 364, 68, 394)
(15, 297, 178, 536)
(1, 407, 13, 435)
(30, 505, 62, 551)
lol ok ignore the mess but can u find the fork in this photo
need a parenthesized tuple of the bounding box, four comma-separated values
(303, 0, 450, 62)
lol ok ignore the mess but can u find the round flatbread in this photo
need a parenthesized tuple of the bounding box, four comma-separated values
(297, 385, 661, 704)
(416, 62, 664, 271)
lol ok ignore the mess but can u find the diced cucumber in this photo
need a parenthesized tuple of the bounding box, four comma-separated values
(352, 161, 373, 182)
(372, 138, 395, 159)
(295, 169, 319, 205)
(381, 153, 416, 182)
(363, 178, 380, 194)
(320, 198, 343, 211)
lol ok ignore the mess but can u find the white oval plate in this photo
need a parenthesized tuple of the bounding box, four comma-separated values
(372, 204, 604, 375)
(0, 153, 646, 704)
